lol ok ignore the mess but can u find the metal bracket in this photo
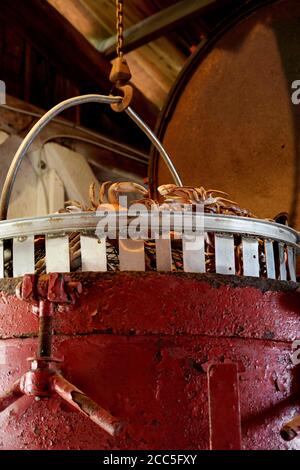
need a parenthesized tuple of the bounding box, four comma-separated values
(0, 274, 122, 437)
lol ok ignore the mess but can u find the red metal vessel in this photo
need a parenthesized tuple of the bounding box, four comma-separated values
(0, 272, 299, 450)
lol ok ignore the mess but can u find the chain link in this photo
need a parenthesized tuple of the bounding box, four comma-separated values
(116, 0, 124, 58)
(110, 0, 133, 111)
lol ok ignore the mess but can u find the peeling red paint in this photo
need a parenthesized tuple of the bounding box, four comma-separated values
(0, 273, 299, 450)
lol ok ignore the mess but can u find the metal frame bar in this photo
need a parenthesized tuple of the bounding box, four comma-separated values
(0, 212, 297, 246)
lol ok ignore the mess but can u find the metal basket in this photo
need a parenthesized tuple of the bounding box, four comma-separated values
(0, 93, 299, 282)
(0, 211, 298, 281)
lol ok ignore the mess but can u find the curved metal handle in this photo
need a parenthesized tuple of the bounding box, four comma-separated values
(0, 94, 182, 220)
(126, 107, 182, 188)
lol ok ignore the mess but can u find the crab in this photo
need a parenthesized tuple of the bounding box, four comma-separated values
(157, 184, 257, 217)
(62, 181, 153, 213)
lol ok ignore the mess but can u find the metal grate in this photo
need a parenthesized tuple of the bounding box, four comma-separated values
(0, 211, 298, 282)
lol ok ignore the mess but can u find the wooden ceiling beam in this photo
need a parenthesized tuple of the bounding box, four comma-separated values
(97, 0, 215, 58)
(0, 0, 158, 125)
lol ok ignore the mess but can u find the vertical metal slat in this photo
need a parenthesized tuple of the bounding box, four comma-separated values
(279, 243, 287, 281)
(265, 240, 276, 280)
(80, 235, 107, 272)
(119, 239, 145, 271)
(242, 237, 259, 277)
(182, 234, 205, 273)
(215, 234, 235, 275)
(287, 246, 296, 282)
(46, 235, 70, 273)
(156, 238, 172, 271)
(13, 236, 35, 277)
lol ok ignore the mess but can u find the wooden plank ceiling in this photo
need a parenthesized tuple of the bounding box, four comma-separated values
(0, 0, 244, 146)
(47, 0, 215, 109)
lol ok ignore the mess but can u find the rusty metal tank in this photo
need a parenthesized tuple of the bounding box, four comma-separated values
(151, 0, 300, 231)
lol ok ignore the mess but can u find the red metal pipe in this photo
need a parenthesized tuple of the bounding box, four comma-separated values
(0, 379, 23, 412)
(208, 363, 242, 450)
(51, 374, 122, 437)
(38, 301, 54, 359)
(280, 415, 300, 441)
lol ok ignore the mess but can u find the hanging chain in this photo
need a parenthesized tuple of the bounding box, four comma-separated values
(116, 0, 124, 58)
(109, 0, 133, 112)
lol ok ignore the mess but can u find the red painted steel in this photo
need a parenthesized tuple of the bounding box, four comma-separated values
(281, 413, 300, 441)
(208, 363, 241, 450)
(51, 374, 122, 436)
(0, 275, 122, 436)
(0, 272, 299, 450)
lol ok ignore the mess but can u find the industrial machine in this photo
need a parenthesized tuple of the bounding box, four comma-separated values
(0, 0, 300, 450)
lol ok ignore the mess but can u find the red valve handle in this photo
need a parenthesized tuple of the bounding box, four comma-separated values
(0, 371, 122, 436)
(0, 274, 123, 437)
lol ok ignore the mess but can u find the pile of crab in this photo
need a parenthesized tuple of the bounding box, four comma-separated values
(3, 181, 288, 277)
